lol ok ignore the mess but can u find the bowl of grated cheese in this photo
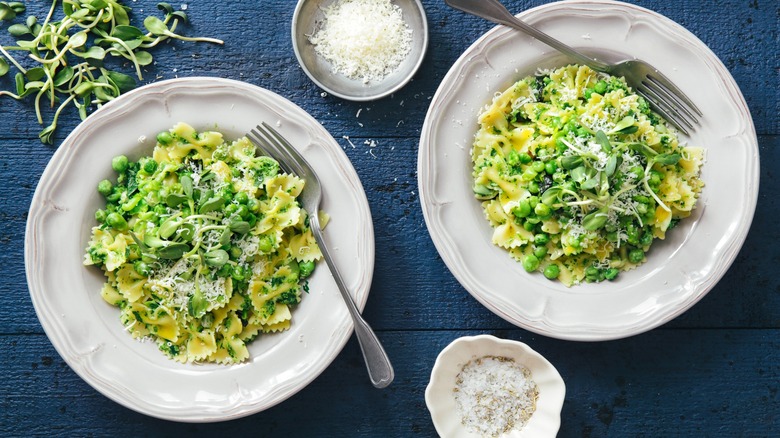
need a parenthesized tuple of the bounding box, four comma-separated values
(426, 335, 565, 437)
(292, 0, 428, 101)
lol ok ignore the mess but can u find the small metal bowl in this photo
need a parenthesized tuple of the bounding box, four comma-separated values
(292, 0, 428, 101)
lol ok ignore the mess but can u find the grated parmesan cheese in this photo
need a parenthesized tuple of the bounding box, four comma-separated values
(454, 356, 539, 437)
(309, 0, 413, 83)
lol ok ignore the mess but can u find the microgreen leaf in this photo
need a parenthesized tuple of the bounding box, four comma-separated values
(25, 67, 45, 81)
(157, 3, 174, 14)
(188, 288, 208, 318)
(199, 196, 225, 214)
(143, 16, 168, 36)
(134, 50, 153, 66)
(158, 243, 191, 259)
(229, 221, 251, 234)
(52, 66, 74, 86)
(560, 155, 583, 170)
(605, 154, 618, 177)
(70, 31, 88, 48)
(171, 11, 188, 22)
(571, 166, 587, 183)
(595, 130, 611, 153)
(204, 249, 229, 268)
(0, 57, 8, 77)
(541, 187, 561, 207)
(581, 175, 600, 191)
(180, 174, 194, 199)
(165, 193, 188, 207)
(105, 70, 135, 92)
(38, 124, 55, 144)
(611, 116, 636, 134)
(582, 208, 609, 231)
(653, 153, 681, 166)
(0, 3, 16, 21)
(8, 23, 29, 37)
(112, 25, 143, 41)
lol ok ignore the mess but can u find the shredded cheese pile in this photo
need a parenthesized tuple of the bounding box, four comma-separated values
(454, 356, 539, 437)
(309, 0, 413, 83)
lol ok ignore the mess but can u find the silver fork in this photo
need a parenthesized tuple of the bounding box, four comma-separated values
(247, 122, 394, 389)
(446, 0, 702, 135)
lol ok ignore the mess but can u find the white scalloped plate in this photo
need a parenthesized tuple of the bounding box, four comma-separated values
(25, 77, 375, 421)
(418, 0, 759, 341)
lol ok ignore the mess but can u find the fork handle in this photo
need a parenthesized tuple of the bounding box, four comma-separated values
(445, 0, 610, 72)
(311, 223, 395, 389)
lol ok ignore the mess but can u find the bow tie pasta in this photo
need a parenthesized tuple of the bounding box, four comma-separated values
(472, 65, 704, 286)
(84, 123, 324, 363)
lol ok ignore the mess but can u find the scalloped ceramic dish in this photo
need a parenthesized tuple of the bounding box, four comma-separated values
(25, 77, 375, 422)
(418, 0, 759, 341)
(426, 335, 565, 437)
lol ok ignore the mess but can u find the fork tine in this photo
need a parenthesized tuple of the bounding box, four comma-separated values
(645, 71, 703, 117)
(255, 124, 305, 176)
(247, 127, 294, 174)
(260, 122, 313, 174)
(642, 78, 700, 126)
(636, 88, 691, 136)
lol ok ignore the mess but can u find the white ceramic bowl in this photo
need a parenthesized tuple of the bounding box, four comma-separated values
(425, 335, 565, 437)
(291, 0, 428, 101)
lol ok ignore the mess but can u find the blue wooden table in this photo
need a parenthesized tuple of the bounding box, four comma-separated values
(1, 0, 777, 436)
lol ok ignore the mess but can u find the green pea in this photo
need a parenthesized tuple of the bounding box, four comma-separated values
(111, 155, 129, 173)
(142, 158, 157, 174)
(299, 260, 315, 278)
(105, 212, 127, 230)
(640, 230, 654, 247)
(534, 203, 551, 218)
(258, 235, 274, 253)
(583, 88, 594, 100)
(606, 231, 619, 242)
(512, 200, 532, 218)
(594, 80, 608, 94)
(533, 246, 547, 258)
(229, 245, 243, 260)
(629, 248, 645, 264)
(531, 161, 546, 173)
(521, 169, 538, 181)
(236, 205, 250, 219)
(234, 192, 249, 204)
(543, 264, 560, 279)
(604, 268, 619, 280)
(518, 152, 533, 164)
(246, 213, 257, 227)
(522, 254, 540, 272)
(225, 203, 239, 217)
(534, 233, 549, 245)
(97, 179, 113, 196)
(157, 131, 173, 145)
(630, 166, 644, 180)
(217, 263, 233, 278)
(506, 150, 520, 167)
(95, 209, 108, 223)
(528, 181, 540, 194)
(528, 196, 540, 209)
(576, 127, 589, 138)
(247, 198, 261, 213)
(545, 161, 557, 175)
(133, 261, 150, 276)
(585, 266, 599, 277)
(523, 220, 536, 232)
(555, 137, 567, 153)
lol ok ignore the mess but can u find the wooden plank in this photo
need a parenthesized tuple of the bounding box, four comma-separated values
(2, 329, 778, 436)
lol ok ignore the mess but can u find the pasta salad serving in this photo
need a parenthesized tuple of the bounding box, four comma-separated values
(472, 65, 704, 286)
(84, 123, 323, 363)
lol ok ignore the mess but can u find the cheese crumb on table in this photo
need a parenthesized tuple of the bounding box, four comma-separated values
(309, 0, 413, 83)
